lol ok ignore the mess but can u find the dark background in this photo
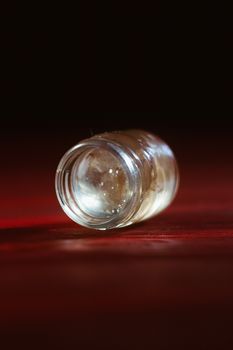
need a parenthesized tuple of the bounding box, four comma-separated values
(1, 4, 232, 209)
(1, 3, 233, 131)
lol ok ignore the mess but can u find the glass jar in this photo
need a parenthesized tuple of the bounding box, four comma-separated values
(55, 130, 179, 230)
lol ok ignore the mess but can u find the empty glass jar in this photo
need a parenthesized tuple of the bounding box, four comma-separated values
(55, 130, 179, 230)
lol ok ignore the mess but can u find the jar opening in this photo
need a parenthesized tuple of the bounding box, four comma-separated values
(72, 148, 132, 218)
(55, 140, 141, 229)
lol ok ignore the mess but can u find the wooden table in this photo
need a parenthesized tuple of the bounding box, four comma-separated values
(1, 134, 233, 349)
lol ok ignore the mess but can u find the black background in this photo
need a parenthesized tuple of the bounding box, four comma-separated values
(1, 4, 233, 153)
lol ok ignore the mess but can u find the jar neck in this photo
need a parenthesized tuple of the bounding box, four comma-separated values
(55, 137, 143, 230)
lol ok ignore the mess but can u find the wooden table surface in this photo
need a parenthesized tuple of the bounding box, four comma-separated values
(1, 134, 233, 349)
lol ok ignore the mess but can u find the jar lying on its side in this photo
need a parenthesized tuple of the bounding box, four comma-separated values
(55, 129, 179, 230)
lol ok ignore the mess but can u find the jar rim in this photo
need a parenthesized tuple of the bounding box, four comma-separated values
(55, 138, 142, 230)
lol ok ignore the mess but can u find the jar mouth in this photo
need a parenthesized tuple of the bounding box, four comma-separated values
(55, 139, 141, 230)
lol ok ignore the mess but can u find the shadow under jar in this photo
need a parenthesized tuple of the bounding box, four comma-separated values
(55, 130, 179, 230)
